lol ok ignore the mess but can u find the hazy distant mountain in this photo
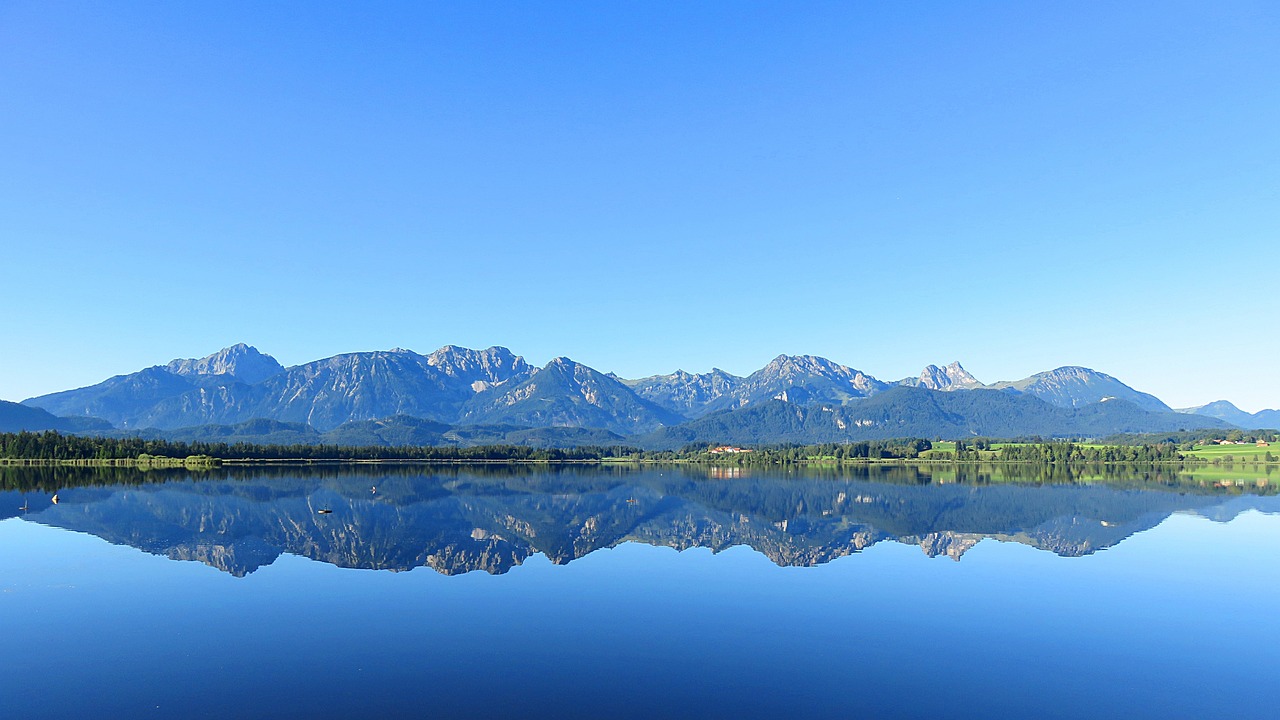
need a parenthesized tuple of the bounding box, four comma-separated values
(165, 343, 284, 385)
(24, 344, 282, 427)
(115, 415, 625, 449)
(161, 418, 323, 445)
(25, 366, 201, 426)
(0, 400, 113, 433)
(0, 400, 59, 432)
(987, 366, 1171, 413)
(319, 416, 625, 449)
(1250, 410, 1280, 428)
(461, 358, 684, 435)
(638, 387, 1226, 449)
(1178, 400, 1256, 427)
(900, 362, 984, 391)
(1177, 400, 1280, 430)
(319, 415, 455, 447)
(622, 368, 742, 417)
(440, 424, 626, 448)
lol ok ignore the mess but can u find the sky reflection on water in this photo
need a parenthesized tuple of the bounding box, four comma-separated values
(1, 468, 1277, 719)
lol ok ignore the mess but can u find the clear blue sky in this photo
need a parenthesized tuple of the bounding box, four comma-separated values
(2, 1, 1278, 411)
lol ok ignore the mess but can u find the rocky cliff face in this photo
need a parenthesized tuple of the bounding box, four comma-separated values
(425, 345, 534, 392)
(902, 532, 986, 560)
(24, 366, 199, 426)
(916, 362, 983, 391)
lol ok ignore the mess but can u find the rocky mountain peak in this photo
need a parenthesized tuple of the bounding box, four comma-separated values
(165, 344, 284, 385)
(1188, 400, 1243, 413)
(460, 355, 683, 434)
(988, 366, 1172, 413)
(426, 345, 530, 386)
(762, 355, 851, 382)
(1175, 399, 1268, 428)
(918, 361, 982, 391)
(621, 366, 743, 418)
(725, 354, 888, 411)
(389, 345, 534, 396)
(1046, 366, 1091, 378)
(767, 354, 829, 373)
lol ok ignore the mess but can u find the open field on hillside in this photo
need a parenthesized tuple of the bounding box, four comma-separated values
(1183, 443, 1276, 460)
(916, 440, 1279, 464)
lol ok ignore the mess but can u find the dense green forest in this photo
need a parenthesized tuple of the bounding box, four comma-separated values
(6, 430, 1275, 470)
(996, 442, 1183, 463)
(1101, 428, 1279, 446)
(0, 430, 631, 462)
(0, 431, 935, 464)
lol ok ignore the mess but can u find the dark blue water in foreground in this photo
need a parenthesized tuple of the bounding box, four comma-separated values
(1, 464, 1277, 719)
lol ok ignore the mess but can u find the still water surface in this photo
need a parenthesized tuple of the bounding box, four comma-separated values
(1, 464, 1277, 719)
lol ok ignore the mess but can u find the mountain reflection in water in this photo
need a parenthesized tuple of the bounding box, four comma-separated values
(2, 464, 1276, 576)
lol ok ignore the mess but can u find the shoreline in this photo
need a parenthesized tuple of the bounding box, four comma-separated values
(2, 457, 1276, 468)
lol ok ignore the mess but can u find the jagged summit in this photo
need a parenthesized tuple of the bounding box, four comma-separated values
(624, 367, 743, 418)
(917, 362, 982, 391)
(755, 354, 885, 394)
(718, 354, 887, 408)
(165, 344, 284, 385)
(425, 345, 531, 392)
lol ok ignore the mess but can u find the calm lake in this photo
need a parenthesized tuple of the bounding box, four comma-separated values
(2, 464, 1277, 719)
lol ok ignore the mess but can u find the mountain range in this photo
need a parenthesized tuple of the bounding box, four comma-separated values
(9, 343, 1272, 447)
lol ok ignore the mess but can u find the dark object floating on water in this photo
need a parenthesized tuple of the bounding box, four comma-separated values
(317, 509, 333, 514)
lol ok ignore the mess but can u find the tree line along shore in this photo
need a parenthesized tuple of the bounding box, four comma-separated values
(1, 430, 1276, 468)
